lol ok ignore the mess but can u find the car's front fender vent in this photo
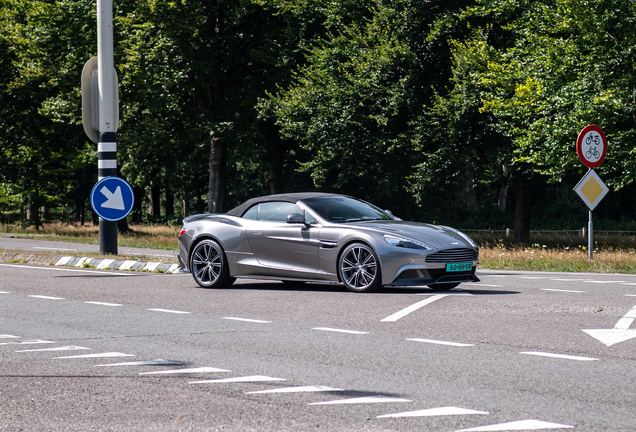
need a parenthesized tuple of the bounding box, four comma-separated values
(425, 248, 478, 263)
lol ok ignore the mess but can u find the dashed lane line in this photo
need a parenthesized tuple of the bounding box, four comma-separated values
(96, 360, 185, 367)
(406, 338, 474, 347)
(29, 295, 65, 300)
(222, 317, 271, 323)
(140, 367, 230, 375)
(456, 419, 573, 431)
(381, 294, 448, 322)
(85, 301, 123, 307)
(147, 308, 191, 314)
(0, 263, 137, 276)
(312, 327, 369, 335)
(377, 406, 489, 419)
(541, 289, 585, 293)
(246, 385, 344, 394)
(0, 340, 55, 346)
(520, 351, 598, 362)
(309, 396, 412, 406)
(189, 375, 286, 384)
(0, 334, 20, 338)
(55, 352, 135, 359)
(15, 345, 90, 353)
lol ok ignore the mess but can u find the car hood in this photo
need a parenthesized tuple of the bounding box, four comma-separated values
(348, 220, 475, 249)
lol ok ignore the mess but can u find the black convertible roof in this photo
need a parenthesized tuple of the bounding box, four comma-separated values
(226, 192, 344, 217)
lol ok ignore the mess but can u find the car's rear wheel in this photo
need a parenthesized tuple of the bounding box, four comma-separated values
(338, 243, 381, 293)
(190, 239, 234, 288)
(427, 282, 460, 291)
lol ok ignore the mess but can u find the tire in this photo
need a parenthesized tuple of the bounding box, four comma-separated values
(189, 239, 234, 288)
(338, 243, 382, 293)
(427, 282, 460, 291)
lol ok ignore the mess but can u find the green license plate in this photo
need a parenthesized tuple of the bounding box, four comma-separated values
(446, 262, 473, 272)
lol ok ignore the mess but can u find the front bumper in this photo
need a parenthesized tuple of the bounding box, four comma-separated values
(387, 266, 479, 286)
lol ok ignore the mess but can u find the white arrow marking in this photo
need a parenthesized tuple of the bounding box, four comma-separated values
(456, 419, 573, 431)
(100, 185, 125, 210)
(583, 303, 636, 346)
(378, 406, 489, 418)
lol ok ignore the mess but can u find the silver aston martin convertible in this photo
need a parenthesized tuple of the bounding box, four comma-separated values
(177, 192, 479, 292)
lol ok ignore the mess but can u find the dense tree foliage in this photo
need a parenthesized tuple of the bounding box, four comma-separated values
(1, 0, 636, 236)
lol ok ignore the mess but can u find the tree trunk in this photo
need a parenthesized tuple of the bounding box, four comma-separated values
(208, 132, 227, 213)
(149, 176, 161, 217)
(260, 121, 284, 195)
(512, 172, 532, 242)
(498, 162, 509, 212)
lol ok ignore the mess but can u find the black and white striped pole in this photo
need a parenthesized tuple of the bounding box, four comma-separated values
(81, 0, 120, 255)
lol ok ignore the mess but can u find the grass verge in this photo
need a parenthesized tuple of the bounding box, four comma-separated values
(3, 223, 636, 273)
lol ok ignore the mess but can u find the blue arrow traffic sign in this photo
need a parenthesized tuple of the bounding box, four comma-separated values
(90, 176, 134, 222)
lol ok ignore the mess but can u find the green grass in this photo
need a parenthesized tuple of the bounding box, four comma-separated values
(3, 223, 636, 273)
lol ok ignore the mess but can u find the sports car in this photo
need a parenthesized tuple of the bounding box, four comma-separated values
(177, 192, 479, 292)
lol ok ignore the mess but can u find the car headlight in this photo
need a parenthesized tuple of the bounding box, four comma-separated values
(383, 235, 431, 250)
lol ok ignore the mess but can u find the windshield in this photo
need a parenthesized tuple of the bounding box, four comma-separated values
(302, 196, 393, 223)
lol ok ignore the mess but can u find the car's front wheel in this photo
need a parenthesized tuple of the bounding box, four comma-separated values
(190, 239, 235, 288)
(338, 243, 382, 293)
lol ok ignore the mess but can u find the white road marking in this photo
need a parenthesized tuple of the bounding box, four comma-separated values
(140, 367, 230, 375)
(16, 346, 90, 353)
(621, 283, 636, 286)
(0, 291, 10, 294)
(33, 247, 74, 251)
(407, 338, 474, 347)
(29, 295, 65, 300)
(625, 294, 636, 296)
(381, 294, 448, 322)
(147, 308, 191, 314)
(223, 317, 271, 323)
(96, 360, 185, 367)
(583, 303, 636, 346)
(584, 280, 626, 284)
(541, 289, 585, 293)
(456, 419, 573, 431)
(312, 327, 369, 335)
(309, 396, 412, 405)
(551, 279, 585, 282)
(0, 340, 55, 346)
(0, 334, 20, 339)
(246, 385, 344, 394)
(0, 263, 135, 276)
(520, 351, 598, 361)
(378, 406, 489, 418)
(56, 352, 135, 359)
(189, 375, 286, 384)
(85, 301, 123, 307)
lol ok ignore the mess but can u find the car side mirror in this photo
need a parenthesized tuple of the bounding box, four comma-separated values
(286, 213, 307, 225)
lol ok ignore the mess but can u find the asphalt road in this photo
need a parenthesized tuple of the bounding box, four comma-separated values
(1, 262, 636, 431)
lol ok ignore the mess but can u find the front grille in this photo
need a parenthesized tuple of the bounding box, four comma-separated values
(426, 248, 478, 263)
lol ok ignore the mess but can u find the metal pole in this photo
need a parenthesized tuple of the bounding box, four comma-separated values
(588, 210, 593, 260)
(97, 0, 117, 254)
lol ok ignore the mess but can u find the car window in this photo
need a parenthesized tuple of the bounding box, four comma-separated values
(242, 205, 259, 220)
(252, 202, 303, 223)
(303, 196, 392, 222)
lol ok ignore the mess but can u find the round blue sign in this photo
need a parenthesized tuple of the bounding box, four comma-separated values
(90, 176, 135, 222)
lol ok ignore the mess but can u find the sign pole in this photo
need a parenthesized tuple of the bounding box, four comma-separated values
(97, 0, 117, 255)
(588, 210, 593, 260)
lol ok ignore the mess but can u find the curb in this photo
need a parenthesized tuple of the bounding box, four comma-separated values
(54, 256, 181, 274)
(1, 249, 182, 274)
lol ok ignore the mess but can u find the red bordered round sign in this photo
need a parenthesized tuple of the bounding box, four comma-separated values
(576, 125, 607, 168)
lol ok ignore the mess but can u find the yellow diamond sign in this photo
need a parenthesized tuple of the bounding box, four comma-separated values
(574, 169, 609, 210)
